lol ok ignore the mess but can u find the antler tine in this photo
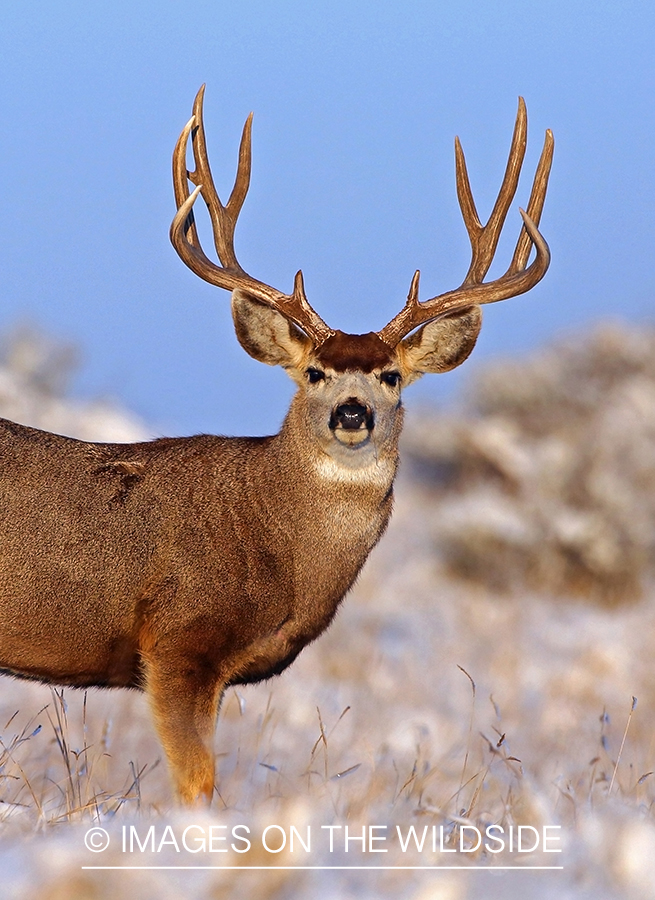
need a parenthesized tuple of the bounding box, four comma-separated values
(377, 100, 553, 348)
(508, 127, 554, 274)
(457, 97, 527, 285)
(171, 114, 200, 242)
(170, 87, 335, 345)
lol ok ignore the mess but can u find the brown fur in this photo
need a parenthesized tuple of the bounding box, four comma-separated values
(316, 331, 395, 372)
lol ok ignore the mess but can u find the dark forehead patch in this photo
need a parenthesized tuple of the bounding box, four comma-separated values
(315, 330, 395, 373)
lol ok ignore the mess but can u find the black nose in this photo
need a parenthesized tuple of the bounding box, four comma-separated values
(330, 402, 374, 431)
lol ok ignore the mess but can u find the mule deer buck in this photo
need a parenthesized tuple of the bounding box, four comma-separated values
(0, 87, 552, 804)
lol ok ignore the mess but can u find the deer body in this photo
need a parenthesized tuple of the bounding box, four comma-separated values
(0, 88, 553, 803)
(0, 394, 396, 689)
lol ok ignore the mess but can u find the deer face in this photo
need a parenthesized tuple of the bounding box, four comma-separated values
(232, 291, 482, 469)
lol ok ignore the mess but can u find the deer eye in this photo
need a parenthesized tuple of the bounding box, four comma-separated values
(381, 371, 401, 388)
(306, 367, 326, 384)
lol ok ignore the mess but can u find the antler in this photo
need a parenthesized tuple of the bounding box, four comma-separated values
(377, 98, 554, 347)
(170, 85, 335, 345)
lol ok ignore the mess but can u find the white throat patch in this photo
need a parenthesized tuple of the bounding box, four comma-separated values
(312, 454, 395, 486)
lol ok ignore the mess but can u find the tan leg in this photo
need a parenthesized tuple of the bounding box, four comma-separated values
(142, 653, 224, 804)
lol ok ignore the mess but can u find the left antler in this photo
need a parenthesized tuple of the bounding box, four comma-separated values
(377, 98, 554, 347)
(170, 85, 335, 345)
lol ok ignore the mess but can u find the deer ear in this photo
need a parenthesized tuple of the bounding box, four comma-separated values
(398, 305, 482, 384)
(231, 290, 311, 368)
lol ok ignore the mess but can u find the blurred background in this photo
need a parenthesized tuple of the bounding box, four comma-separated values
(2, 3, 655, 898)
(0, 0, 653, 438)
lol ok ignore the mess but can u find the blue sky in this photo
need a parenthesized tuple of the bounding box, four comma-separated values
(0, 1, 653, 436)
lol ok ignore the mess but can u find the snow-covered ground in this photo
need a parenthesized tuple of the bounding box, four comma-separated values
(0, 323, 653, 899)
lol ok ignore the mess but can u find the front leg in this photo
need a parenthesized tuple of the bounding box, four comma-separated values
(141, 649, 224, 805)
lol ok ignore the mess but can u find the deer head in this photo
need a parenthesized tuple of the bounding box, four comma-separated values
(170, 87, 553, 473)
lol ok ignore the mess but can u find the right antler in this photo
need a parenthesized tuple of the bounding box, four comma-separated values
(170, 85, 335, 345)
(377, 98, 553, 347)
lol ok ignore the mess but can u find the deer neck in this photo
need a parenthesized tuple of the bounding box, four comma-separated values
(249, 392, 399, 635)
